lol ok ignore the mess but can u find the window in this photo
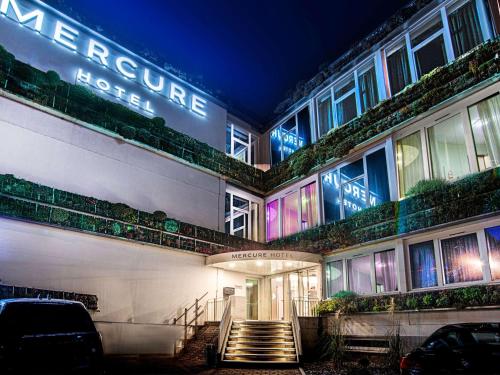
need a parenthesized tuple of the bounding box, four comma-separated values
(409, 241, 438, 289)
(485, 226, 500, 280)
(270, 107, 311, 166)
(226, 123, 255, 165)
(348, 256, 372, 294)
(387, 45, 412, 95)
(359, 66, 379, 112)
(326, 260, 344, 297)
(282, 192, 299, 237)
(322, 148, 390, 223)
(334, 77, 358, 126)
(266, 181, 319, 241)
(448, 1, 483, 57)
(225, 192, 259, 241)
(375, 249, 397, 293)
(428, 114, 470, 181)
(411, 16, 448, 78)
(300, 182, 318, 230)
(266, 199, 279, 241)
(396, 132, 425, 196)
(441, 233, 483, 284)
(317, 93, 334, 137)
(468, 94, 500, 171)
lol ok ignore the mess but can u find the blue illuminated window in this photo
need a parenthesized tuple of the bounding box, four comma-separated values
(321, 147, 390, 223)
(270, 106, 311, 166)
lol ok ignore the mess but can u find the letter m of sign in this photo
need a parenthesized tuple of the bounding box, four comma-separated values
(1, 0, 44, 32)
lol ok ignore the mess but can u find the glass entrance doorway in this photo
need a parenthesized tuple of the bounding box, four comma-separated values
(246, 278, 258, 320)
(270, 276, 284, 320)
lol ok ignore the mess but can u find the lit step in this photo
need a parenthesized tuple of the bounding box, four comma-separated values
(224, 353, 297, 358)
(226, 341, 295, 346)
(222, 359, 298, 364)
(226, 347, 297, 352)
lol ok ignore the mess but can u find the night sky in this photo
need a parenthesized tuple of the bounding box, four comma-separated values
(44, 0, 405, 126)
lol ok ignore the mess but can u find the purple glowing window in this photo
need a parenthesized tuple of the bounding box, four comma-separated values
(266, 200, 279, 241)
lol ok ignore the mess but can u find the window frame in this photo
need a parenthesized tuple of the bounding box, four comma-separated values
(225, 186, 263, 242)
(269, 103, 312, 165)
(320, 142, 392, 224)
(394, 85, 500, 199)
(265, 174, 320, 241)
(226, 123, 257, 166)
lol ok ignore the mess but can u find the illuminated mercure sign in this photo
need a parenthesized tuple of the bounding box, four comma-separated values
(0, 0, 208, 117)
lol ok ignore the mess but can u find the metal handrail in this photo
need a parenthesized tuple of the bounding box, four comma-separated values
(171, 291, 209, 345)
(173, 291, 208, 324)
(290, 299, 302, 358)
(218, 299, 232, 354)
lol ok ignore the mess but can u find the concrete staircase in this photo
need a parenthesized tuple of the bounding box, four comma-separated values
(222, 320, 299, 364)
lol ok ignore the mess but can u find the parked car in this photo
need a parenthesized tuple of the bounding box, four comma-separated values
(0, 298, 103, 374)
(400, 323, 500, 374)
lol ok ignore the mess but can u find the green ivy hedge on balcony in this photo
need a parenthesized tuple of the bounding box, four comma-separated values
(0, 174, 264, 255)
(316, 285, 500, 315)
(264, 39, 500, 191)
(0, 45, 265, 192)
(267, 167, 500, 253)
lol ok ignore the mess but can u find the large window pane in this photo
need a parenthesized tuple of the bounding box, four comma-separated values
(281, 117, 298, 161)
(326, 260, 344, 297)
(359, 67, 379, 112)
(225, 125, 232, 154)
(441, 234, 483, 284)
(270, 127, 282, 166)
(340, 159, 365, 218)
(428, 115, 470, 181)
(387, 45, 411, 95)
(301, 182, 318, 230)
(375, 250, 397, 293)
(336, 94, 357, 126)
(414, 35, 447, 78)
(366, 149, 390, 206)
(468, 95, 500, 170)
(409, 241, 438, 289)
(318, 94, 333, 137)
(281, 192, 299, 237)
(297, 107, 311, 147)
(485, 226, 500, 280)
(396, 132, 425, 196)
(322, 170, 341, 224)
(449, 1, 483, 57)
(266, 199, 279, 241)
(348, 256, 372, 294)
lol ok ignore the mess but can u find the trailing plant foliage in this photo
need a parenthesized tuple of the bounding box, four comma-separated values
(318, 316, 346, 369)
(0, 174, 262, 255)
(0, 45, 265, 191)
(316, 285, 500, 315)
(264, 39, 500, 191)
(0, 283, 98, 310)
(267, 167, 500, 253)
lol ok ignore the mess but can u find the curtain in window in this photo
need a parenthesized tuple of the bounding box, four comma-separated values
(366, 149, 390, 206)
(469, 95, 500, 170)
(448, 1, 483, 57)
(428, 114, 470, 181)
(485, 226, 500, 280)
(409, 241, 438, 289)
(266, 200, 279, 241)
(336, 94, 357, 126)
(318, 95, 333, 137)
(326, 261, 344, 297)
(387, 46, 411, 95)
(348, 256, 372, 294)
(441, 234, 483, 284)
(359, 67, 379, 113)
(396, 132, 425, 196)
(281, 192, 299, 237)
(301, 182, 318, 230)
(375, 250, 397, 293)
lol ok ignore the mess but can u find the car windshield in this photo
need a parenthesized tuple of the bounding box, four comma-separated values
(3, 303, 95, 336)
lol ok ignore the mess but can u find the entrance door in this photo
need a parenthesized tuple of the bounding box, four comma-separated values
(271, 276, 284, 320)
(246, 279, 258, 320)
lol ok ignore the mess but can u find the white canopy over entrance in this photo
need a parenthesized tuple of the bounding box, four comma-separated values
(206, 250, 322, 276)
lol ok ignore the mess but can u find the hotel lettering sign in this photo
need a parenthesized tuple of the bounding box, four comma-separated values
(0, 0, 208, 117)
(230, 251, 295, 260)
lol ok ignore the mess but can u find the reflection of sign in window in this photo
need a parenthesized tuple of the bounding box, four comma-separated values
(271, 128, 305, 155)
(322, 172, 380, 213)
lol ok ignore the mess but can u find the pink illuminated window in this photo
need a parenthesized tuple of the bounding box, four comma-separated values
(301, 182, 318, 230)
(281, 192, 299, 237)
(266, 200, 279, 241)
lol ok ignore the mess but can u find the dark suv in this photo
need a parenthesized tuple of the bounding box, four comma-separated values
(0, 298, 103, 374)
(400, 323, 500, 374)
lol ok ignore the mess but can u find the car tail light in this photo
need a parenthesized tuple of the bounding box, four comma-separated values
(400, 355, 422, 370)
